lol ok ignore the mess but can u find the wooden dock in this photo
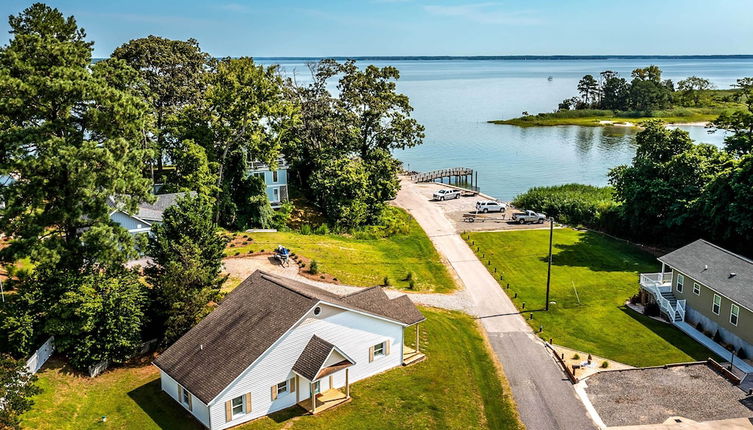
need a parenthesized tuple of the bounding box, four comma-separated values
(411, 167, 478, 190)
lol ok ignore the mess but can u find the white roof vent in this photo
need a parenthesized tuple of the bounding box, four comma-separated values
(729, 272, 736, 278)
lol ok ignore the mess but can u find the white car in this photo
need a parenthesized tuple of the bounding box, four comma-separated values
(475, 200, 506, 213)
(433, 189, 460, 201)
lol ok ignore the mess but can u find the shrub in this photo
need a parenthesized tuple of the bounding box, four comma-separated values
(408, 279, 416, 290)
(300, 224, 312, 235)
(737, 348, 748, 360)
(512, 183, 616, 227)
(309, 260, 319, 275)
(713, 330, 722, 342)
(600, 361, 609, 368)
(644, 302, 659, 317)
(234, 251, 240, 256)
(314, 224, 330, 235)
(383, 276, 391, 286)
(404, 271, 414, 282)
(695, 321, 703, 332)
(572, 353, 580, 360)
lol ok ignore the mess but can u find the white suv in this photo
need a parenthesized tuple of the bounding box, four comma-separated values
(475, 200, 506, 213)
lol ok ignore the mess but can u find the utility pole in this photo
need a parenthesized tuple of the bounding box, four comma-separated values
(545, 217, 553, 311)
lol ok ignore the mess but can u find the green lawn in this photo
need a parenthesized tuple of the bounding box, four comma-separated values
(225, 209, 456, 293)
(466, 228, 714, 367)
(22, 308, 522, 430)
(488, 107, 735, 127)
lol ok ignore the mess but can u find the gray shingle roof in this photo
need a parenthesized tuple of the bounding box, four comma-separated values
(153, 270, 424, 404)
(292, 335, 354, 381)
(659, 239, 753, 311)
(136, 192, 191, 222)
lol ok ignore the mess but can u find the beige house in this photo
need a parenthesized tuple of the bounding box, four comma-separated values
(640, 239, 753, 373)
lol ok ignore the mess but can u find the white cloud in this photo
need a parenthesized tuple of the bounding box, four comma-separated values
(423, 2, 541, 25)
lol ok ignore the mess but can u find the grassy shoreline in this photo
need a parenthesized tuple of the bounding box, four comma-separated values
(488, 107, 731, 127)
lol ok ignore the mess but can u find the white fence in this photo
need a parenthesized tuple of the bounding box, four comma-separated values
(25, 336, 54, 374)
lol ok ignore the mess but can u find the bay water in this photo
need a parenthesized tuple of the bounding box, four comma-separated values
(260, 58, 753, 200)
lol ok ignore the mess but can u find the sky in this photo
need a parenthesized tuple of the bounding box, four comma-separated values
(1, 0, 752, 58)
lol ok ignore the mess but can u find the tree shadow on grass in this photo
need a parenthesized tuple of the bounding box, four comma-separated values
(618, 305, 721, 363)
(127, 379, 204, 430)
(539, 230, 657, 273)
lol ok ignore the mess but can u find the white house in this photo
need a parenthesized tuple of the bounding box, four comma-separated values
(248, 157, 289, 208)
(108, 192, 188, 235)
(153, 270, 426, 429)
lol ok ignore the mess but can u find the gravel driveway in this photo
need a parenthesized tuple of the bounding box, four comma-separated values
(585, 363, 753, 427)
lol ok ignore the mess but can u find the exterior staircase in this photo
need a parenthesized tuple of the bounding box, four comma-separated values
(660, 291, 683, 322)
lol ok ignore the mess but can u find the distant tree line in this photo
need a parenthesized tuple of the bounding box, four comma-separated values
(518, 77, 753, 254)
(558, 65, 719, 112)
(0, 2, 424, 413)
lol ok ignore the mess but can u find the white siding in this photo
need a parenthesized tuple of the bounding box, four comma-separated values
(208, 304, 404, 429)
(160, 370, 211, 428)
(110, 211, 151, 234)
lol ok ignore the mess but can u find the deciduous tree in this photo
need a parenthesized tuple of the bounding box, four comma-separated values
(112, 36, 210, 176)
(0, 355, 41, 430)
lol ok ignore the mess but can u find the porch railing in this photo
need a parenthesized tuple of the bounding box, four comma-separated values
(640, 272, 673, 290)
(676, 299, 686, 322)
(644, 282, 676, 322)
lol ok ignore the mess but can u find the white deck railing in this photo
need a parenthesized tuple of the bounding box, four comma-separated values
(640, 272, 686, 323)
(640, 272, 673, 289)
(676, 299, 686, 322)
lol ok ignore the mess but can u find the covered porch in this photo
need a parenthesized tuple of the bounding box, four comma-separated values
(297, 381, 352, 415)
(403, 322, 426, 366)
(293, 335, 355, 415)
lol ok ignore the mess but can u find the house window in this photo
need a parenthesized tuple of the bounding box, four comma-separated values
(273, 187, 279, 201)
(373, 342, 385, 357)
(693, 283, 700, 296)
(712, 294, 721, 315)
(181, 387, 191, 406)
(312, 380, 321, 394)
(730, 304, 740, 326)
(676, 274, 684, 293)
(277, 380, 288, 395)
(272, 170, 278, 183)
(231, 395, 245, 417)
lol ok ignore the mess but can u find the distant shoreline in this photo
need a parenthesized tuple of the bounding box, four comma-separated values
(253, 55, 753, 61)
(92, 55, 753, 62)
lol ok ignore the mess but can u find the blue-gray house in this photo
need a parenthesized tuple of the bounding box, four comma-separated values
(249, 157, 289, 208)
(108, 192, 188, 235)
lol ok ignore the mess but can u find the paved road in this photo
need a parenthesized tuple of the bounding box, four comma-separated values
(395, 180, 596, 430)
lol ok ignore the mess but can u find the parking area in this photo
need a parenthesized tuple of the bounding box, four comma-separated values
(407, 181, 554, 232)
(583, 363, 753, 427)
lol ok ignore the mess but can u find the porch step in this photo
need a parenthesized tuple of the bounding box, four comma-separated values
(402, 352, 426, 366)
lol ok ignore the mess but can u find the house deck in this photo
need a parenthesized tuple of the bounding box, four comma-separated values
(297, 388, 351, 414)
